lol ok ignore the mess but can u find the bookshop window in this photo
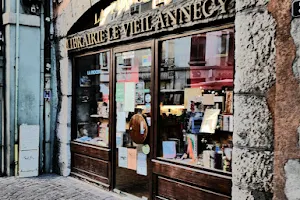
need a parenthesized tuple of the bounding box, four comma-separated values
(74, 51, 110, 147)
(158, 28, 234, 172)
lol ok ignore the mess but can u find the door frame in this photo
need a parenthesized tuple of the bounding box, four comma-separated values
(111, 40, 156, 199)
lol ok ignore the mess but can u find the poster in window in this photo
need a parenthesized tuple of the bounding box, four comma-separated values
(225, 91, 233, 114)
(118, 147, 128, 168)
(79, 75, 91, 87)
(135, 82, 145, 104)
(200, 109, 220, 134)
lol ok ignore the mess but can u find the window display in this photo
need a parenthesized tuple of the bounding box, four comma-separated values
(74, 52, 111, 147)
(158, 29, 234, 172)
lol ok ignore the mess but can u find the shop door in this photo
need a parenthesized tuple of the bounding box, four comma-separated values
(113, 43, 153, 200)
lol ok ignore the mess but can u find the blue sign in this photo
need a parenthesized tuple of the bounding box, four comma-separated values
(44, 90, 51, 100)
(292, 0, 300, 17)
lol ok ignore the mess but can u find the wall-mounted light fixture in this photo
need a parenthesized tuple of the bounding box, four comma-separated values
(21, 0, 43, 15)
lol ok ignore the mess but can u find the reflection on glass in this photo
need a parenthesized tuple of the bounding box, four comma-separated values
(115, 48, 151, 199)
(159, 29, 234, 172)
(74, 52, 111, 147)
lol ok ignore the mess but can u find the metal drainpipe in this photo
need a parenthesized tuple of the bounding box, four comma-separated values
(4, 0, 11, 176)
(39, 4, 45, 174)
(14, 0, 20, 176)
(44, 0, 51, 173)
(0, 0, 4, 175)
(49, 0, 55, 173)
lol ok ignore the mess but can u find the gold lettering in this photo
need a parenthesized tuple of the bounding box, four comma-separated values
(87, 33, 92, 45)
(69, 38, 74, 49)
(193, 2, 202, 20)
(134, 20, 141, 35)
(141, 17, 145, 32)
(94, 12, 101, 26)
(100, 30, 107, 43)
(179, 5, 191, 24)
(123, 23, 131, 37)
(108, 28, 112, 40)
(77, 37, 84, 48)
(166, 10, 177, 26)
(145, 16, 153, 32)
(96, 31, 101, 43)
(82, 35, 88, 46)
(156, 13, 166, 30)
(218, 0, 227, 14)
(130, 21, 134, 35)
(91, 32, 98, 44)
(112, 26, 120, 40)
(203, 0, 215, 18)
(72, 38, 78, 49)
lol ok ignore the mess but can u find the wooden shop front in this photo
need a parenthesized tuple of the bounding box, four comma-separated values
(67, 0, 235, 199)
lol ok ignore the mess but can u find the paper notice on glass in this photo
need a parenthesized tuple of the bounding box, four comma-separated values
(162, 141, 176, 159)
(135, 82, 145, 104)
(124, 82, 135, 112)
(122, 51, 135, 59)
(118, 147, 128, 168)
(137, 153, 147, 176)
(116, 83, 125, 102)
(127, 148, 137, 170)
(200, 109, 221, 134)
(203, 94, 215, 105)
(142, 55, 152, 67)
(116, 132, 123, 148)
(184, 88, 202, 109)
(117, 112, 126, 132)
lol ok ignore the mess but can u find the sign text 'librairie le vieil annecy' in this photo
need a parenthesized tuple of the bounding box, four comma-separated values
(66, 0, 229, 51)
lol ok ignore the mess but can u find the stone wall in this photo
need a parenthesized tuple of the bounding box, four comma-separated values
(268, 0, 300, 199)
(233, 0, 276, 199)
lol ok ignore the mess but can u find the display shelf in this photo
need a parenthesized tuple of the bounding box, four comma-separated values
(160, 89, 184, 93)
(197, 130, 233, 135)
(78, 122, 90, 125)
(155, 157, 232, 176)
(90, 114, 109, 119)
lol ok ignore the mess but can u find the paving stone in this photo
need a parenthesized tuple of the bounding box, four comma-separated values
(0, 174, 121, 200)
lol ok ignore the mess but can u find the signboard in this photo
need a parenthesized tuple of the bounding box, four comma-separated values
(292, 0, 300, 17)
(19, 124, 39, 177)
(66, 0, 233, 51)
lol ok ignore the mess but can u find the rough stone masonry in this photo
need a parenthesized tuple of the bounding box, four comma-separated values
(233, 0, 276, 199)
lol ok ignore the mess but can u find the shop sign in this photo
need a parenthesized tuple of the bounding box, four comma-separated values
(292, 0, 300, 17)
(66, 0, 230, 51)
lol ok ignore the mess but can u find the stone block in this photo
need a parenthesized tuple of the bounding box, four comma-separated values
(233, 95, 274, 149)
(57, 95, 72, 126)
(236, 0, 268, 12)
(70, 0, 91, 26)
(284, 159, 300, 200)
(235, 9, 276, 94)
(58, 142, 71, 176)
(232, 186, 273, 200)
(56, 122, 71, 144)
(59, 56, 72, 96)
(232, 147, 273, 192)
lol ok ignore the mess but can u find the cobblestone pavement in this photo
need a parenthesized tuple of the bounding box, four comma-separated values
(0, 174, 121, 200)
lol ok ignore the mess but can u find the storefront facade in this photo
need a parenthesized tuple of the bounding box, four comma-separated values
(54, 0, 300, 200)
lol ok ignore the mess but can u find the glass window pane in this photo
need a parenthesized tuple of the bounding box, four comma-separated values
(115, 48, 152, 199)
(74, 51, 111, 147)
(158, 29, 234, 172)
